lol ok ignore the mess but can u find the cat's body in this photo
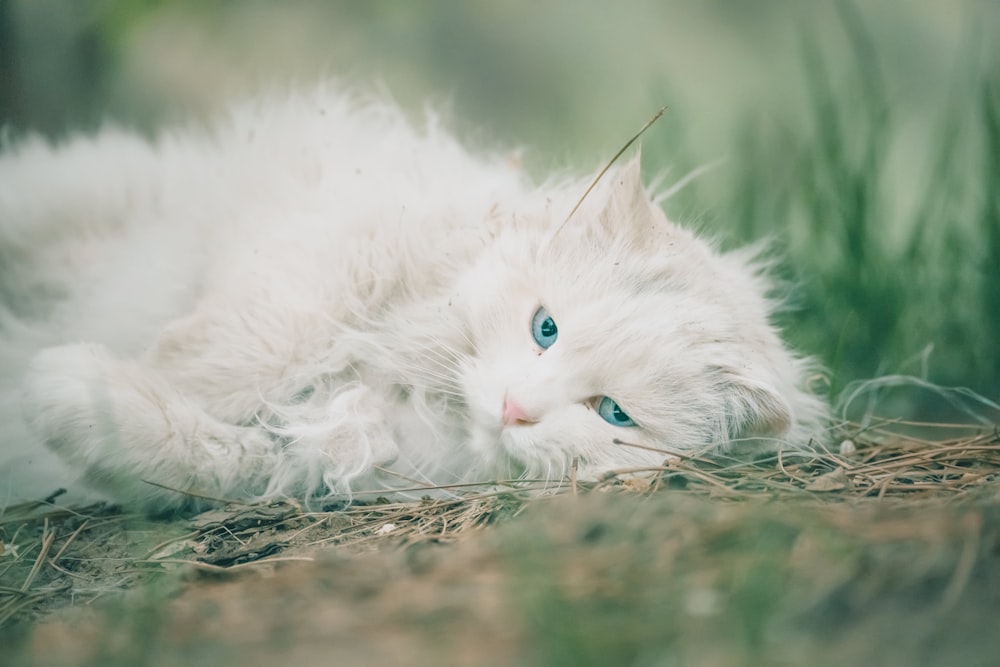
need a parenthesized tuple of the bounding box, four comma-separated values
(0, 87, 827, 512)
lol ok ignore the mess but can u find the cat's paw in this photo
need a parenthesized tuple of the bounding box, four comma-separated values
(265, 384, 400, 496)
(21, 343, 122, 467)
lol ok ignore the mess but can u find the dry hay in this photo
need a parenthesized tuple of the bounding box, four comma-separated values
(1, 418, 998, 630)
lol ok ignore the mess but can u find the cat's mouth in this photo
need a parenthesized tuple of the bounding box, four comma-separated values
(495, 424, 544, 463)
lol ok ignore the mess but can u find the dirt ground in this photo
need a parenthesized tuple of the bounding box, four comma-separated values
(3, 431, 1000, 666)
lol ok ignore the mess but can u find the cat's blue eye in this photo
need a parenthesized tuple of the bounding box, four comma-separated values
(530, 306, 558, 349)
(597, 396, 637, 427)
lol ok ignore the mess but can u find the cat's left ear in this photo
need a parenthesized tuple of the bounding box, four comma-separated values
(718, 369, 793, 440)
(597, 152, 671, 244)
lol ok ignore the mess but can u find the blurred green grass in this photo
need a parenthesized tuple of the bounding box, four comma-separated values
(2, 0, 998, 410)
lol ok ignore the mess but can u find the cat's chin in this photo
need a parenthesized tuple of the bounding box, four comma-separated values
(464, 418, 533, 475)
(496, 425, 534, 455)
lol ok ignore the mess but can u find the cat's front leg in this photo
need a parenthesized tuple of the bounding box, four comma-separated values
(21, 343, 280, 512)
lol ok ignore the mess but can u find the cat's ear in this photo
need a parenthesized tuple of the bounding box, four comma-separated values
(717, 368, 792, 440)
(596, 152, 671, 244)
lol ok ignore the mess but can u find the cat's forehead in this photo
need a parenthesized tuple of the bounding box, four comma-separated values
(548, 286, 715, 359)
(536, 269, 750, 407)
(536, 250, 727, 334)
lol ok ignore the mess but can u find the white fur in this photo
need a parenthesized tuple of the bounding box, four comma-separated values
(0, 86, 827, 512)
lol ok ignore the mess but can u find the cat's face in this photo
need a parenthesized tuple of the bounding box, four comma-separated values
(456, 158, 793, 481)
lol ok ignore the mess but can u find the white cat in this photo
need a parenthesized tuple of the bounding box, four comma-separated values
(0, 87, 827, 512)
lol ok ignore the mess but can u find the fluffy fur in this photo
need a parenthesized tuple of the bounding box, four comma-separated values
(0, 87, 827, 512)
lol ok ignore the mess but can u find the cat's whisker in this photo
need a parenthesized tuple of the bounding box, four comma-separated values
(436, 319, 479, 355)
(392, 363, 464, 393)
(401, 351, 460, 373)
(389, 352, 458, 378)
(451, 327, 478, 354)
(401, 363, 466, 393)
(405, 384, 464, 401)
(406, 352, 463, 379)
(401, 335, 466, 368)
(420, 376, 463, 392)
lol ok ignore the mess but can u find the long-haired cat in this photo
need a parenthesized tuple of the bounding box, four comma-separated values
(0, 87, 827, 512)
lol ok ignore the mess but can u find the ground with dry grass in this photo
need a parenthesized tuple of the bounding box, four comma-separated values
(2, 421, 1000, 665)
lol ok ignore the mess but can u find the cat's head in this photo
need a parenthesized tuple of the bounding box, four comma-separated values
(455, 156, 822, 482)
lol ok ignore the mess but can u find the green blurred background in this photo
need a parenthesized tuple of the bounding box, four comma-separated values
(1, 0, 997, 419)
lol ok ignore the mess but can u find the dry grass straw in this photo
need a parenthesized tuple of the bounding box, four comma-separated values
(1, 418, 998, 629)
(645, 419, 1000, 501)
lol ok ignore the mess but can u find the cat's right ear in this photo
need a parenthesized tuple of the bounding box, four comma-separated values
(537, 152, 672, 260)
(595, 153, 673, 247)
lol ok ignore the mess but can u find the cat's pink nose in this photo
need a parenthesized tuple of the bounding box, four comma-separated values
(502, 395, 537, 426)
